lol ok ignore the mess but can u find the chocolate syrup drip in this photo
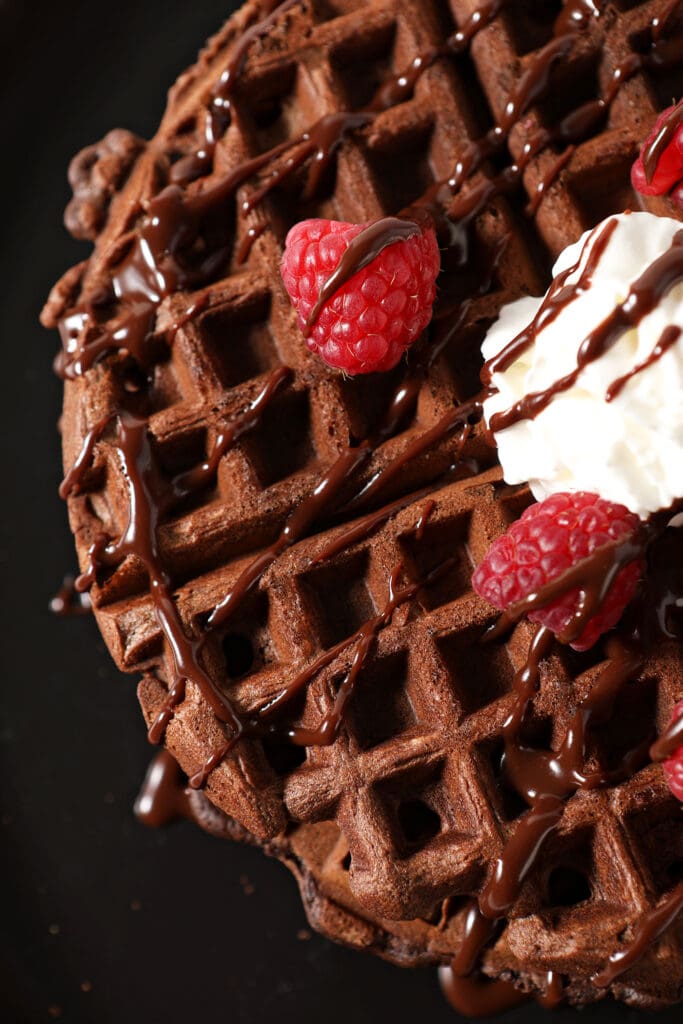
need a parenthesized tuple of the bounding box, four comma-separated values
(49, 575, 92, 616)
(449, 34, 575, 195)
(537, 971, 565, 1009)
(491, 231, 683, 432)
(368, 0, 506, 113)
(487, 527, 648, 648)
(606, 324, 682, 401)
(650, 713, 683, 762)
(313, 477, 448, 566)
(134, 749, 193, 828)
(651, 0, 682, 45)
(59, 414, 114, 499)
(171, 0, 303, 184)
(643, 98, 683, 184)
(592, 881, 683, 987)
(77, 413, 244, 735)
(554, 0, 603, 35)
(456, 634, 645, 973)
(61, 369, 290, 743)
(304, 217, 422, 335)
(438, 966, 529, 1017)
(340, 403, 480, 518)
(189, 518, 459, 788)
(435, 6, 683, 233)
(526, 145, 576, 216)
(482, 218, 618, 382)
(236, 221, 268, 265)
(441, 962, 564, 1015)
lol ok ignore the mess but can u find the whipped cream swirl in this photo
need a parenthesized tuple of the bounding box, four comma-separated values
(482, 212, 683, 518)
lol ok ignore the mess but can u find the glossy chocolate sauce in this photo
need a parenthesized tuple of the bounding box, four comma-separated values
(482, 217, 618, 382)
(650, 713, 683, 762)
(313, 483, 444, 566)
(536, 972, 565, 1009)
(439, 966, 529, 1017)
(441, 962, 564, 1015)
(491, 231, 683, 432)
(134, 749, 193, 828)
(304, 217, 422, 335)
(651, 0, 682, 44)
(487, 527, 648, 648)
(49, 575, 92, 616)
(368, 0, 506, 113)
(643, 99, 683, 184)
(189, 518, 459, 787)
(606, 324, 682, 401)
(170, 0, 303, 184)
(61, 368, 290, 744)
(592, 881, 683, 987)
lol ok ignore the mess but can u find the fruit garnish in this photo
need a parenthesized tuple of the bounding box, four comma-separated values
(472, 492, 643, 651)
(663, 701, 683, 801)
(281, 217, 440, 375)
(631, 100, 683, 202)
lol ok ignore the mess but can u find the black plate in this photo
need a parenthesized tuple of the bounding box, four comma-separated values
(0, 2, 679, 1020)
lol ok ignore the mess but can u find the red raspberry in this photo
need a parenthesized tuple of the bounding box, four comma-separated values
(472, 492, 643, 651)
(663, 701, 683, 801)
(631, 101, 683, 198)
(280, 218, 440, 375)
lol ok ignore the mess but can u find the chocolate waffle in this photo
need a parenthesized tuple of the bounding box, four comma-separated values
(170, 757, 683, 1009)
(43, 0, 683, 1010)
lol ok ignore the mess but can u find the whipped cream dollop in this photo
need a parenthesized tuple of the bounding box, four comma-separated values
(482, 212, 683, 518)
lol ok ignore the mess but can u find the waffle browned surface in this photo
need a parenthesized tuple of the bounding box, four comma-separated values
(44, 0, 683, 1009)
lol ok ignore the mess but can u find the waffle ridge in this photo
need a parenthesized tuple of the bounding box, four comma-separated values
(45, 0, 683, 1009)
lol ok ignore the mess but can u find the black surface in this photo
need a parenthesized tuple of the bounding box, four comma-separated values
(0, 1, 679, 1021)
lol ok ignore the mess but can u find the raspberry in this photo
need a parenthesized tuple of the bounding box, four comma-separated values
(663, 701, 683, 801)
(631, 101, 683, 198)
(472, 492, 643, 651)
(280, 218, 440, 375)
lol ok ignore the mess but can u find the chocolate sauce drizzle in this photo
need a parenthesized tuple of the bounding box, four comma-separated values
(134, 749, 194, 828)
(606, 324, 682, 402)
(439, 967, 529, 1017)
(490, 230, 683, 432)
(592, 881, 683, 987)
(49, 575, 92, 616)
(651, 0, 682, 43)
(189, 510, 459, 788)
(482, 217, 618, 382)
(53, 0, 683, 1009)
(643, 98, 683, 184)
(650, 712, 683, 762)
(304, 217, 422, 336)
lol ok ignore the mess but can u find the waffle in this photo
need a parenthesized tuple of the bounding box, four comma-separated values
(186, 771, 683, 1009)
(43, 0, 683, 1009)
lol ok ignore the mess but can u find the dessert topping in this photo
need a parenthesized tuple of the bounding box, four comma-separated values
(632, 99, 683, 204)
(472, 492, 643, 650)
(661, 700, 683, 800)
(281, 217, 440, 374)
(482, 213, 683, 518)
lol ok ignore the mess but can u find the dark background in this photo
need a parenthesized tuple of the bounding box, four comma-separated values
(0, 1, 679, 1021)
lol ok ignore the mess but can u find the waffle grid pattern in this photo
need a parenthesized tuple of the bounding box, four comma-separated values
(52, 0, 683, 1006)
